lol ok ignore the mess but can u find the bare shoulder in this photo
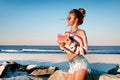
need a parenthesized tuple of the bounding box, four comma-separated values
(77, 29, 86, 36)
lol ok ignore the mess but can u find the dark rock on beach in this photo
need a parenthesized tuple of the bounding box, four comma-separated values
(0, 75, 43, 80)
(30, 66, 57, 76)
(108, 65, 120, 74)
(8, 61, 27, 72)
(0, 64, 7, 77)
(0, 61, 58, 80)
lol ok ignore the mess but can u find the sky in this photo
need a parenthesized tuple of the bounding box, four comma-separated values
(0, 0, 120, 46)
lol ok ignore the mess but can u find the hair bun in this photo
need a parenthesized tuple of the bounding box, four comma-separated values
(78, 8, 86, 17)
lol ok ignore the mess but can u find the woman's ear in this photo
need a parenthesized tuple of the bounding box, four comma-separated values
(75, 18, 78, 24)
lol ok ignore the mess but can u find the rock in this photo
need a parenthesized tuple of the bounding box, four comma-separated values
(15, 75, 31, 80)
(48, 70, 67, 80)
(16, 65, 27, 71)
(8, 61, 21, 71)
(49, 66, 56, 70)
(2, 61, 9, 66)
(31, 77, 43, 80)
(108, 65, 120, 74)
(0, 64, 7, 77)
(99, 74, 120, 80)
(30, 66, 56, 76)
(86, 73, 101, 80)
(0, 75, 42, 80)
(26, 65, 38, 70)
(9, 61, 16, 65)
(5, 61, 27, 72)
(117, 65, 120, 73)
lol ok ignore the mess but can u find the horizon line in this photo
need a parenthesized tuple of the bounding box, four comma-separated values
(0, 44, 120, 46)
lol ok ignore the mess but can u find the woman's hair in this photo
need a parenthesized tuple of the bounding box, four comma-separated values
(69, 8, 86, 25)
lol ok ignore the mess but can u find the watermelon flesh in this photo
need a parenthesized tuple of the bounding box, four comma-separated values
(57, 33, 69, 42)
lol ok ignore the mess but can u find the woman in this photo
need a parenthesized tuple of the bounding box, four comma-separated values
(58, 8, 91, 80)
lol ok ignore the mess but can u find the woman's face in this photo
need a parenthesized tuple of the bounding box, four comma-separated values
(67, 13, 77, 26)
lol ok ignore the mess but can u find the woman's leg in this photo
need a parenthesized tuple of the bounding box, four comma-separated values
(66, 73, 73, 80)
(73, 69, 88, 80)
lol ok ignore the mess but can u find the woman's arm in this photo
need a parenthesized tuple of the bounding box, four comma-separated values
(72, 29, 88, 55)
(73, 35, 88, 55)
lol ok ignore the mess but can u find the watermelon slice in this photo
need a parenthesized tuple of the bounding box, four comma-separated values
(57, 33, 69, 42)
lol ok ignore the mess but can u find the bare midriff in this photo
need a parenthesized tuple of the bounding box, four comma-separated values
(66, 53, 77, 60)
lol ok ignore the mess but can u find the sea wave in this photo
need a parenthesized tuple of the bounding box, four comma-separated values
(0, 49, 62, 53)
(1, 49, 22, 52)
(22, 49, 61, 52)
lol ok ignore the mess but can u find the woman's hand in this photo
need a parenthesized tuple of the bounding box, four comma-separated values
(57, 40, 65, 47)
(65, 38, 72, 46)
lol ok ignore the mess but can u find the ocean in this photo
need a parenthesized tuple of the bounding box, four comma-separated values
(0, 45, 120, 54)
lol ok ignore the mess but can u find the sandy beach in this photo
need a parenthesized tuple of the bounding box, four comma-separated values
(0, 54, 120, 64)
